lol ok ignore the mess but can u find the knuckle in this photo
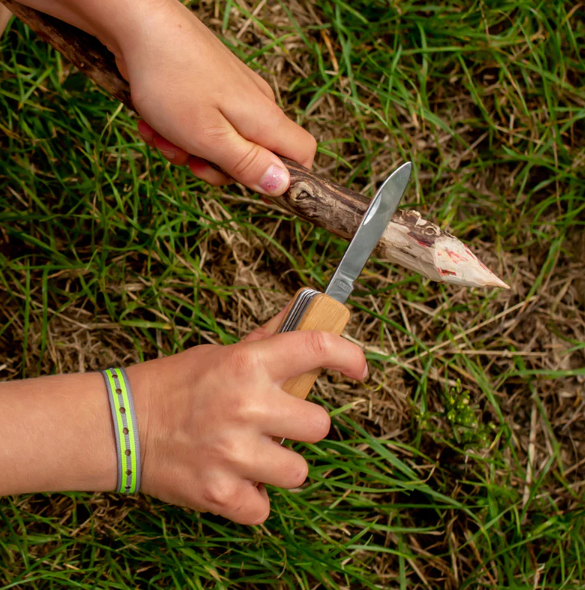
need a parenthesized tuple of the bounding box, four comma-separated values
(231, 143, 264, 177)
(226, 344, 259, 376)
(201, 481, 239, 512)
(257, 76, 276, 101)
(264, 99, 284, 120)
(227, 395, 257, 424)
(264, 85, 276, 102)
(217, 359, 262, 423)
(253, 72, 276, 102)
(306, 331, 332, 361)
(199, 125, 232, 146)
(216, 435, 241, 463)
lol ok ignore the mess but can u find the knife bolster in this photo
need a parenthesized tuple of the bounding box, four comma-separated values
(278, 289, 351, 400)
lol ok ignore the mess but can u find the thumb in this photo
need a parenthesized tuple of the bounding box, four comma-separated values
(202, 125, 290, 197)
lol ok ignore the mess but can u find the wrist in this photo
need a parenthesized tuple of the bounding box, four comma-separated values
(87, 0, 180, 59)
(121, 349, 209, 500)
(16, 0, 178, 59)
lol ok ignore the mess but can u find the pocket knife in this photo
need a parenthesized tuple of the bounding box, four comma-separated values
(278, 162, 412, 400)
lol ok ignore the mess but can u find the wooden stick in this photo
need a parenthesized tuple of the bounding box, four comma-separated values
(0, 0, 508, 289)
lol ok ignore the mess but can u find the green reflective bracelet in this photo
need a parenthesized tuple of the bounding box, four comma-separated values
(101, 368, 141, 494)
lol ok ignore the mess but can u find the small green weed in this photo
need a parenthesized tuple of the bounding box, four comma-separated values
(419, 379, 496, 450)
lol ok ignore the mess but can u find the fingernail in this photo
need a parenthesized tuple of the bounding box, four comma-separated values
(258, 164, 289, 196)
(361, 363, 369, 381)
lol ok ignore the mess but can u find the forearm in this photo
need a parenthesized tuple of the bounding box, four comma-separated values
(0, 372, 118, 495)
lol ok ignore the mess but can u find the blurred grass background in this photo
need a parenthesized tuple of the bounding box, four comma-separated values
(1, 0, 584, 588)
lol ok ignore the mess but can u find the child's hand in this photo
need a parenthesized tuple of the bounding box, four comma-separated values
(22, 0, 315, 194)
(127, 311, 367, 525)
(114, 1, 316, 195)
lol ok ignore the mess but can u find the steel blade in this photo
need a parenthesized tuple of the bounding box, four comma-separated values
(325, 161, 412, 304)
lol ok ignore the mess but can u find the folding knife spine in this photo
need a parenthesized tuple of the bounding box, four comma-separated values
(278, 288, 320, 333)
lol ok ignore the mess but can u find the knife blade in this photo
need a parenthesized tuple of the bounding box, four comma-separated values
(325, 161, 412, 304)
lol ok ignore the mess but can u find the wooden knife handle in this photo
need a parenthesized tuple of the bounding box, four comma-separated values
(278, 288, 350, 400)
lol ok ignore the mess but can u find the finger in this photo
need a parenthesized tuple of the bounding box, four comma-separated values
(141, 113, 291, 196)
(205, 477, 270, 525)
(220, 97, 317, 169)
(138, 120, 231, 183)
(259, 386, 331, 443)
(139, 120, 189, 165)
(153, 134, 190, 166)
(188, 156, 233, 186)
(249, 330, 368, 382)
(198, 119, 291, 197)
(241, 440, 310, 489)
(242, 305, 291, 343)
(137, 119, 155, 147)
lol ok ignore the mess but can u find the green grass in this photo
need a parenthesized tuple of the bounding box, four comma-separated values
(1, 0, 585, 588)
